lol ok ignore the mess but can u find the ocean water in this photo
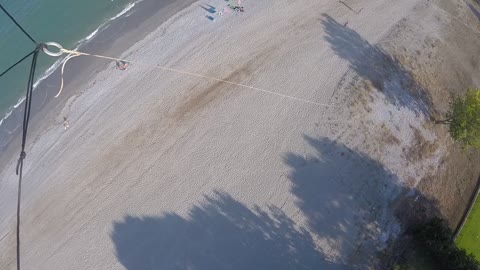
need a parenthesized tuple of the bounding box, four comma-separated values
(0, 0, 139, 126)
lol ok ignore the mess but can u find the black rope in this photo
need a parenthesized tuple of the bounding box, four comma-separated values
(0, 4, 37, 45)
(0, 4, 43, 270)
(15, 45, 40, 270)
(0, 49, 37, 79)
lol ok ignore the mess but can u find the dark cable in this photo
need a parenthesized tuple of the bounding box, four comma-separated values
(0, 49, 36, 79)
(15, 45, 40, 270)
(0, 4, 37, 45)
(0, 5, 43, 270)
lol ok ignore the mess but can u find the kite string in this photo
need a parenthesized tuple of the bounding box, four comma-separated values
(57, 48, 335, 107)
(15, 45, 41, 270)
(55, 54, 80, 98)
(0, 4, 37, 45)
(0, 49, 37, 79)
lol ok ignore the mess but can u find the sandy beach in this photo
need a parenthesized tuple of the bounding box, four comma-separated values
(2, 0, 480, 269)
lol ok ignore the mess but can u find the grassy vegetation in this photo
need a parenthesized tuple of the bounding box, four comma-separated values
(393, 218, 479, 270)
(457, 197, 480, 261)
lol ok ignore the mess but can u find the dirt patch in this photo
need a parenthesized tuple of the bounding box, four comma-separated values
(390, 0, 480, 229)
(417, 145, 480, 228)
(171, 69, 247, 120)
(349, 79, 375, 111)
(403, 127, 439, 163)
(380, 123, 401, 145)
(359, 0, 480, 232)
(324, 1, 480, 255)
(171, 48, 276, 121)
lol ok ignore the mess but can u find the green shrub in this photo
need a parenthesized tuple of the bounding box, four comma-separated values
(443, 88, 480, 149)
(413, 218, 480, 270)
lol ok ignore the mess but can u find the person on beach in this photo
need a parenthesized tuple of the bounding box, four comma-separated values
(115, 60, 129, 71)
(236, 0, 244, 12)
(228, 5, 244, 12)
(63, 117, 70, 130)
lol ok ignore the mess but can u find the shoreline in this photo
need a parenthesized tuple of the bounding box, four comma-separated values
(0, 1, 140, 135)
(0, 0, 197, 168)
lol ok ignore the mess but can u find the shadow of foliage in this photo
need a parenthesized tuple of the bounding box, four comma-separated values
(322, 14, 432, 116)
(112, 191, 345, 270)
(285, 136, 442, 267)
(112, 136, 443, 269)
(467, 1, 480, 21)
(285, 136, 402, 266)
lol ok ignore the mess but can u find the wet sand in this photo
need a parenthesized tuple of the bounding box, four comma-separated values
(0, 0, 196, 162)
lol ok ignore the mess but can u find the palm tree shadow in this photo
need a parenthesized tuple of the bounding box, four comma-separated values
(112, 191, 346, 270)
(322, 14, 432, 117)
(285, 136, 441, 267)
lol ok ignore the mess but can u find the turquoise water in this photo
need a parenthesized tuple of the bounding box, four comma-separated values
(0, 0, 137, 123)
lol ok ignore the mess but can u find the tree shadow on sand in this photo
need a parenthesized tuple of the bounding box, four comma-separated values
(321, 14, 432, 117)
(112, 191, 345, 270)
(466, 1, 480, 21)
(111, 137, 442, 269)
(285, 136, 441, 267)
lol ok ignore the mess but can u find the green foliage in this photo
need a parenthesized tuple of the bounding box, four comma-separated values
(413, 218, 480, 270)
(447, 88, 480, 149)
(457, 197, 480, 261)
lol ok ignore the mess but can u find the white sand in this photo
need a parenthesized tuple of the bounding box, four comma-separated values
(0, 0, 467, 268)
